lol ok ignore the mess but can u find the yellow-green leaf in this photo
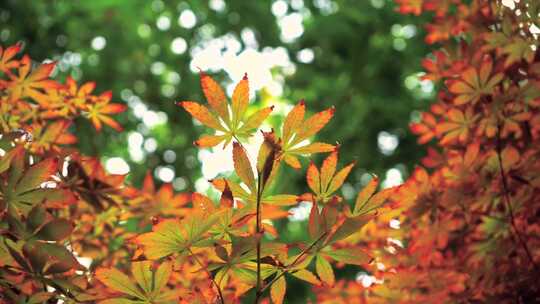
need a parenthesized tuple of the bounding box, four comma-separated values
(315, 255, 335, 286)
(320, 151, 337, 192)
(262, 194, 298, 206)
(95, 268, 144, 299)
(353, 175, 378, 215)
(291, 269, 321, 286)
(293, 107, 335, 146)
(232, 74, 249, 128)
(233, 142, 256, 191)
(135, 220, 185, 260)
(287, 142, 335, 154)
(270, 275, 286, 304)
(325, 248, 372, 265)
(329, 214, 374, 243)
(238, 106, 273, 133)
(282, 101, 305, 144)
(326, 162, 355, 195)
(283, 154, 301, 169)
(153, 260, 172, 294)
(131, 261, 152, 294)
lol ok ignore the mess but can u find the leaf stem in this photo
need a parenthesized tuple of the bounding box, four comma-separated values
(260, 231, 328, 294)
(495, 120, 538, 270)
(254, 173, 263, 303)
(188, 248, 225, 304)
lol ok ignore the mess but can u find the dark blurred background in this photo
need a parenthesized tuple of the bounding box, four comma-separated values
(1, 0, 432, 300)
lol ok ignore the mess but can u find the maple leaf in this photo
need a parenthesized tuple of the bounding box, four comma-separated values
(127, 171, 190, 224)
(410, 111, 438, 144)
(39, 76, 96, 119)
(421, 50, 450, 82)
(395, 0, 423, 15)
(500, 36, 536, 68)
(306, 149, 355, 203)
(302, 200, 375, 286)
(270, 275, 286, 304)
(192, 189, 255, 239)
(177, 73, 273, 148)
(210, 235, 286, 288)
(64, 156, 126, 211)
(425, 17, 453, 44)
(84, 91, 126, 132)
(209, 132, 295, 207)
(315, 254, 335, 286)
(2, 203, 82, 276)
(435, 107, 478, 145)
(7, 55, 61, 104)
(448, 58, 503, 105)
(352, 175, 395, 216)
(260, 253, 322, 304)
(96, 260, 179, 303)
(9, 240, 82, 275)
(27, 120, 77, 154)
(0, 148, 59, 215)
(0, 43, 21, 74)
(135, 208, 225, 260)
(297, 177, 394, 288)
(279, 101, 335, 169)
(211, 139, 298, 207)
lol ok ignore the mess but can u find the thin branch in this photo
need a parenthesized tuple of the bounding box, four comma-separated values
(254, 174, 263, 303)
(45, 279, 81, 303)
(495, 120, 539, 270)
(0, 266, 82, 302)
(260, 231, 328, 294)
(188, 248, 225, 304)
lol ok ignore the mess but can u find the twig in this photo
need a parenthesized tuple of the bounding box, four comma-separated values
(254, 174, 263, 303)
(188, 248, 225, 304)
(260, 231, 328, 294)
(495, 120, 538, 270)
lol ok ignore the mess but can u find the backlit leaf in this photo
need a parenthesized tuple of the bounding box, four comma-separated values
(232, 74, 249, 128)
(178, 101, 224, 131)
(95, 268, 145, 298)
(270, 275, 286, 304)
(324, 247, 372, 265)
(233, 142, 256, 191)
(200, 72, 229, 123)
(131, 261, 152, 294)
(353, 175, 378, 215)
(307, 162, 321, 194)
(291, 269, 321, 285)
(316, 255, 335, 286)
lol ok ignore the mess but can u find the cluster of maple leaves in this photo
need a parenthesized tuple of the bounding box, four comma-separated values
(314, 0, 539, 302)
(1, 0, 539, 302)
(0, 42, 397, 303)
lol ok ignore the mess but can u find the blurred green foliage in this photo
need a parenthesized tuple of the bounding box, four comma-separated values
(1, 0, 432, 300)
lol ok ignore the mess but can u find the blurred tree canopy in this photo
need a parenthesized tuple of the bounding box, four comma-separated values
(0, 1, 431, 298)
(1, 0, 432, 180)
